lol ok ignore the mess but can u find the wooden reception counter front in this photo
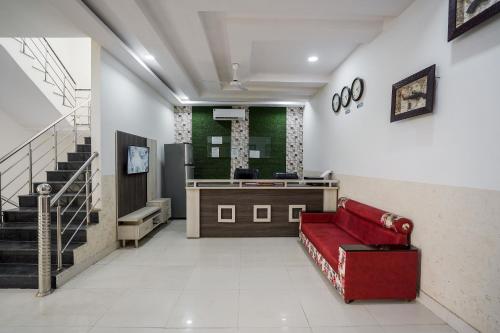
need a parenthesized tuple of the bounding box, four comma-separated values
(185, 179, 339, 238)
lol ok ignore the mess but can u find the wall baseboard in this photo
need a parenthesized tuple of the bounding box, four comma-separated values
(418, 291, 478, 333)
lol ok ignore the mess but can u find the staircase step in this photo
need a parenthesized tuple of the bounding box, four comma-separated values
(46, 170, 85, 182)
(33, 181, 86, 193)
(84, 137, 91, 145)
(67, 152, 90, 161)
(57, 161, 86, 170)
(3, 208, 99, 224)
(76, 144, 91, 153)
(18, 193, 88, 208)
(0, 263, 69, 289)
(0, 222, 87, 243)
(0, 240, 80, 265)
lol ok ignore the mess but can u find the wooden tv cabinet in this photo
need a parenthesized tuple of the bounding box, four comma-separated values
(117, 206, 162, 247)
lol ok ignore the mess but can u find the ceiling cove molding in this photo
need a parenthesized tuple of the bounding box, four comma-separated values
(77, 0, 183, 104)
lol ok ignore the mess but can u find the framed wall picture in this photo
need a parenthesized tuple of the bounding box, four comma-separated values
(448, 0, 500, 41)
(390, 65, 436, 123)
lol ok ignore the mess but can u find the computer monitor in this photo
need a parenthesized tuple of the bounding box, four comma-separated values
(234, 168, 259, 179)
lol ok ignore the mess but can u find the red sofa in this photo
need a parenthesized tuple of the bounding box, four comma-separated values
(299, 197, 418, 303)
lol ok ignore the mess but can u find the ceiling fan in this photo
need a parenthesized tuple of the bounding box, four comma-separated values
(202, 63, 248, 91)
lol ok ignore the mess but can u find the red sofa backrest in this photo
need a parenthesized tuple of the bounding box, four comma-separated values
(334, 197, 413, 246)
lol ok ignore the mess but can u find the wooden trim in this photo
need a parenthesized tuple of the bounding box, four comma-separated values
(253, 205, 271, 223)
(288, 204, 306, 222)
(218, 205, 236, 223)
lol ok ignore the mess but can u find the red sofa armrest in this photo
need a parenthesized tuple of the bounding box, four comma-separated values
(340, 244, 419, 302)
(300, 212, 336, 224)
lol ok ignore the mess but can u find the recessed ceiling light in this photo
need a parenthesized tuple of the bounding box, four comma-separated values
(144, 54, 155, 61)
(308, 55, 319, 63)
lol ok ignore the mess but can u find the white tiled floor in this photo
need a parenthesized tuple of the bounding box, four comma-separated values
(0, 220, 457, 333)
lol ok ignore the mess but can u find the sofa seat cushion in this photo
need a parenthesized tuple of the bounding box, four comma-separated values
(301, 223, 361, 271)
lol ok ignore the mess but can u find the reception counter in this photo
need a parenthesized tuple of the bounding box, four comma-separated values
(185, 179, 339, 238)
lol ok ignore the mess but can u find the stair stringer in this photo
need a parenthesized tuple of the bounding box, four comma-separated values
(56, 174, 119, 287)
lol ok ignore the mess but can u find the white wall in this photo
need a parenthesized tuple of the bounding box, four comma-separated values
(305, 0, 500, 192)
(46, 38, 92, 89)
(0, 109, 36, 157)
(304, 1, 500, 332)
(99, 49, 175, 197)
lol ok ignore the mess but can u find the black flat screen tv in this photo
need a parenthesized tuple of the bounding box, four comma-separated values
(127, 146, 149, 174)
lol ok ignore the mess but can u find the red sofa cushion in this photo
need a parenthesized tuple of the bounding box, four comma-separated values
(301, 223, 360, 270)
(338, 198, 413, 238)
(335, 208, 409, 246)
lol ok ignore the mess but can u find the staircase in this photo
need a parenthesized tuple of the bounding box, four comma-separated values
(0, 137, 99, 289)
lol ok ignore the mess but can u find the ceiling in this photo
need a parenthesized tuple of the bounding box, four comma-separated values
(0, 0, 415, 104)
(81, 0, 415, 104)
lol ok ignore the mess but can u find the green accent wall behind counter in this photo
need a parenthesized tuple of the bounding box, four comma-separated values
(249, 106, 286, 178)
(192, 106, 232, 179)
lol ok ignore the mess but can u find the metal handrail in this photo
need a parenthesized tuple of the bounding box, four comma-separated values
(20, 38, 77, 107)
(50, 152, 98, 207)
(49, 151, 100, 271)
(41, 38, 77, 86)
(0, 99, 90, 165)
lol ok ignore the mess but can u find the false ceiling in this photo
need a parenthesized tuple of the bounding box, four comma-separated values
(82, 0, 415, 103)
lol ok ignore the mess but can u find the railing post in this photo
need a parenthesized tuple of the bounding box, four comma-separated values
(44, 48, 48, 83)
(28, 143, 33, 195)
(36, 184, 52, 297)
(56, 203, 63, 272)
(73, 114, 78, 148)
(85, 168, 90, 225)
(0, 171, 3, 223)
(53, 127, 58, 170)
(62, 77, 67, 106)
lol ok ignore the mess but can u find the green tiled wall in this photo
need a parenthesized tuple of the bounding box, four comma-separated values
(192, 106, 232, 179)
(249, 106, 286, 178)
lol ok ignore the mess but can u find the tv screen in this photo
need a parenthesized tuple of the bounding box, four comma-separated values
(127, 146, 149, 174)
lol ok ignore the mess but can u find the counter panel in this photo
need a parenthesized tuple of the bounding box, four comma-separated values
(200, 189, 323, 237)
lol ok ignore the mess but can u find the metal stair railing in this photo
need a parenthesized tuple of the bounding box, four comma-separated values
(36, 152, 100, 296)
(0, 99, 91, 222)
(13, 37, 81, 108)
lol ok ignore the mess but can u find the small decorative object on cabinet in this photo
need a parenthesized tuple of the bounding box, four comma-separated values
(391, 65, 436, 123)
(351, 78, 364, 102)
(448, 0, 500, 41)
(332, 93, 341, 113)
(341, 86, 351, 107)
(147, 198, 172, 223)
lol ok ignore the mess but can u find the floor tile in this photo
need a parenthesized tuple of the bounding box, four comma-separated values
(0, 327, 90, 333)
(166, 291, 239, 328)
(365, 303, 445, 326)
(184, 266, 239, 290)
(239, 266, 294, 290)
(381, 325, 457, 333)
(0, 220, 453, 333)
(238, 290, 309, 327)
(239, 328, 312, 333)
(296, 289, 377, 327)
(95, 289, 180, 327)
(2, 289, 121, 327)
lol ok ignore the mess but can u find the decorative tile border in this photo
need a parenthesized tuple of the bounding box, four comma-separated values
(174, 106, 192, 144)
(286, 107, 304, 178)
(230, 107, 249, 177)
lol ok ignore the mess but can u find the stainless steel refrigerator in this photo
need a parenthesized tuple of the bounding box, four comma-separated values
(163, 143, 194, 218)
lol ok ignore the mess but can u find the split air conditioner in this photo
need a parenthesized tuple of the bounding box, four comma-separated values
(213, 108, 246, 121)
